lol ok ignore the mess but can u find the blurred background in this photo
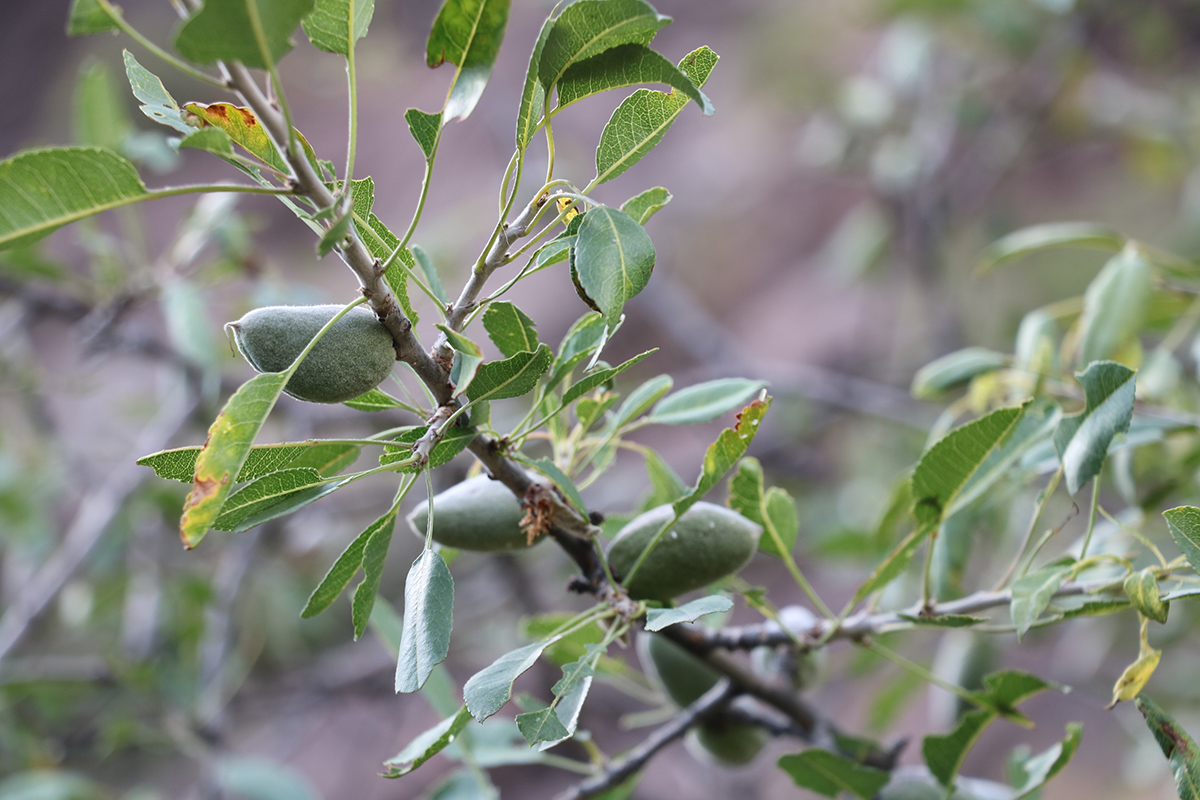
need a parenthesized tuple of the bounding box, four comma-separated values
(4, 0, 1200, 797)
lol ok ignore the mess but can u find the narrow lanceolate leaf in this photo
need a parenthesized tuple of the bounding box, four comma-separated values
(404, 109, 442, 161)
(977, 221, 1125, 275)
(302, 0, 375, 56)
(183, 103, 317, 174)
(465, 345, 553, 403)
(911, 347, 1008, 399)
(1052, 361, 1136, 495)
(138, 443, 308, 483)
(395, 550, 455, 693)
(574, 206, 655, 325)
(642, 449, 687, 508)
(644, 595, 732, 632)
(483, 301, 539, 358)
(650, 378, 769, 426)
(778, 749, 889, 800)
(1164, 507, 1200, 574)
(181, 372, 289, 549)
(621, 186, 671, 225)
(175, 0, 316, 69)
(383, 706, 472, 777)
(68, 0, 118, 35)
(1136, 695, 1200, 800)
(0, 148, 149, 251)
(351, 509, 397, 639)
(437, 324, 485, 396)
(413, 245, 449, 305)
(1125, 568, 1169, 624)
(211, 467, 328, 531)
(923, 709, 994, 787)
(123, 51, 194, 133)
(562, 349, 655, 406)
(556, 44, 711, 114)
(674, 397, 771, 517)
(594, 46, 718, 185)
(1010, 563, 1072, 639)
(911, 405, 1024, 529)
(516, 16, 555, 152)
(464, 638, 561, 721)
(1011, 723, 1082, 800)
(343, 387, 418, 413)
(850, 526, 925, 607)
(538, 0, 671, 91)
(427, 0, 512, 122)
(609, 373, 673, 430)
(1078, 246, 1153, 365)
(300, 522, 376, 618)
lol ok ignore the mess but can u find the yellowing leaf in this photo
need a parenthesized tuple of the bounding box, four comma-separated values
(1109, 642, 1162, 709)
(183, 102, 318, 174)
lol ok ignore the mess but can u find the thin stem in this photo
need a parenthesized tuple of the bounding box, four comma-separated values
(96, 0, 227, 89)
(1078, 475, 1101, 561)
(246, 0, 298, 155)
(921, 526, 938, 608)
(858, 639, 990, 712)
(343, 13, 359, 184)
(993, 467, 1062, 589)
(544, 114, 557, 184)
(1098, 505, 1168, 568)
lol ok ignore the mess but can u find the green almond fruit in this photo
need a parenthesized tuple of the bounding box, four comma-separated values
(687, 719, 769, 768)
(407, 475, 537, 552)
(640, 632, 721, 709)
(227, 304, 395, 404)
(607, 502, 761, 601)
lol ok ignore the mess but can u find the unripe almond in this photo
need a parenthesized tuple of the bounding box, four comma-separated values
(227, 304, 395, 404)
(640, 632, 721, 708)
(607, 503, 761, 601)
(686, 717, 769, 768)
(407, 475, 537, 552)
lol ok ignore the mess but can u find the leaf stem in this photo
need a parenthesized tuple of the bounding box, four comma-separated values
(1078, 475, 1101, 560)
(96, 0, 228, 89)
(858, 639, 990, 711)
(245, 0, 299, 156)
(343, 6, 359, 184)
(994, 466, 1062, 589)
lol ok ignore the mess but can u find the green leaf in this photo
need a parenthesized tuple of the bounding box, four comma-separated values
(181, 372, 289, 548)
(464, 638, 560, 721)
(538, 0, 671, 91)
(380, 426, 476, 470)
(910, 347, 1008, 399)
(642, 449, 686, 508)
(437, 325, 485, 396)
(413, 245, 449, 305)
(594, 46, 718, 185)
(1165, 506, 1200, 574)
(516, 15, 555, 152)
(360, 214, 421, 325)
(1136, 695, 1200, 800)
(287, 442, 362, 475)
(573, 206, 655, 325)
(562, 349, 654, 406)
(515, 706, 570, 746)
(395, 549, 455, 693)
(343, 387, 417, 413)
(650, 378, 769, 426)
(139, 442, 301, 483)
(609, 373, 672, 430)
(1052, 361, 1136, 495)
(673, 397, 772, 517)
(849, 526, 926, 607)
(538, 672, 593, 751)
(1125, 568, 1169, 624)
(302, 0, 374, 56)
(211, 467, 333, 531)
(777, 749, 890, 799)
(427, 0, 512, 122)
(556, 44, 711, 115)
(405, 108, 441, 161)
(1010, 564, 1072, 639)
(549, 312, 608, 388)
(122, 51, 196, 134)
(896, 614, 988, 628)
(977, 222, 1125, 275)
(1078, 246, 1153, 365)
(75, 62, 132, 151)
(727, 458, 798, 559)
(465, 345, 553, 402)
(175, 0, 316, 69)
(523, 457, 588, 516)
(300, 523, 375, 618)
(1010, 723, 1082, 800)
(178, 127, 236, 158)
(483, 301, 539, 358)
(911, 405, 1025, 529)
(68, 0, 118, 35)
(978, 669, 1054, 713)
(620, 186, 671, 225)
(644, 595, 732, 632)
(383, 706, 472, 777)
(0, 147, 150, 251)
(350, 508, 397, 639)
(923, 709, 994, 787)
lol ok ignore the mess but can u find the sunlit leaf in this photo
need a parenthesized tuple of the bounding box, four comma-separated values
(573, 206, 655, 325)
(303, 0, 374, 56)
(516, 16, 556, 152)
(538, 0, 671, 90)
(465, 345, 553, 402)
(405, 108, 441, 160)
(1165, 506, 1200, 574)
(427, 0, 512, 122)
(183, 102, 318, 174)
(556, 43, 710, 114)
(1109, 645, 1161, 708)
(483, 301, 539, 358)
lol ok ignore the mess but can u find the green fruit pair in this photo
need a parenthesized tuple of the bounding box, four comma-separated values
(406, 475, 538, 552)
(607, 502, 761, 601)
(227, 304, 395, 404)
(640, 633, 768, 767)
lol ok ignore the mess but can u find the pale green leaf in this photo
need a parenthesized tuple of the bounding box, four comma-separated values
(650, 378, 768, 426)
(300, 522, 375, 618)
(395, 550, 455, 693)
(609, 373, 672, 430)
(778, 749, 890, 799)
(383, 706, 472, 777)
(380, 426, 476, 470)
(1125, 568, 1168, 624)
(75, 62, 132, 151)
(673, 397, 771, 517)
(351, 510, 396, 639)
(413, 245, 449, 305)
(343, 387, 419, 413)
(763, 487, 800, 559)
(850, 526, 926, 607)
(556, 43, 711, 115)
(537, 674, 592, 751)
(977, 222, 1125, 275)
(483, 301, 539, 358)
(1078, 246, 1153, 365)
(642, 449, 686, 508)
(644, 595, 732, 632)
(405, 108, 441, 160)
(427, 0, 512, 122)
(573, 206, 655, 325)
(538, 0, 671, 91)
(1010, 564, 1071, 639)
(561, 349, 654, 406)
(175, 0, 316, 69)
(302, 0, 374, 56)
(910, 347, 1008, 399)
(211, 467, 333, 531)
(437, 324, 485, 396)
(1136, 695, 1200, 800)
(0, 147, 150, 251)
(1052, 361, 1136, 494)
(516, 15, 555, 151)
(896, 614, 987, 628)
(178, 127, 235, 158)
(464, 638, 560, 721)
(1165, 506, 1200, 574)
(139, 442, 305, 483)
(465, 345, 553, 402)
(594, 46, 718, 185)
(361, 214, 421, 325)
(68, 0, 118, 35)
(620, 186, 671, 224)
(1011, 724, 1083, 800)
(1110, 646, 1161, 708)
